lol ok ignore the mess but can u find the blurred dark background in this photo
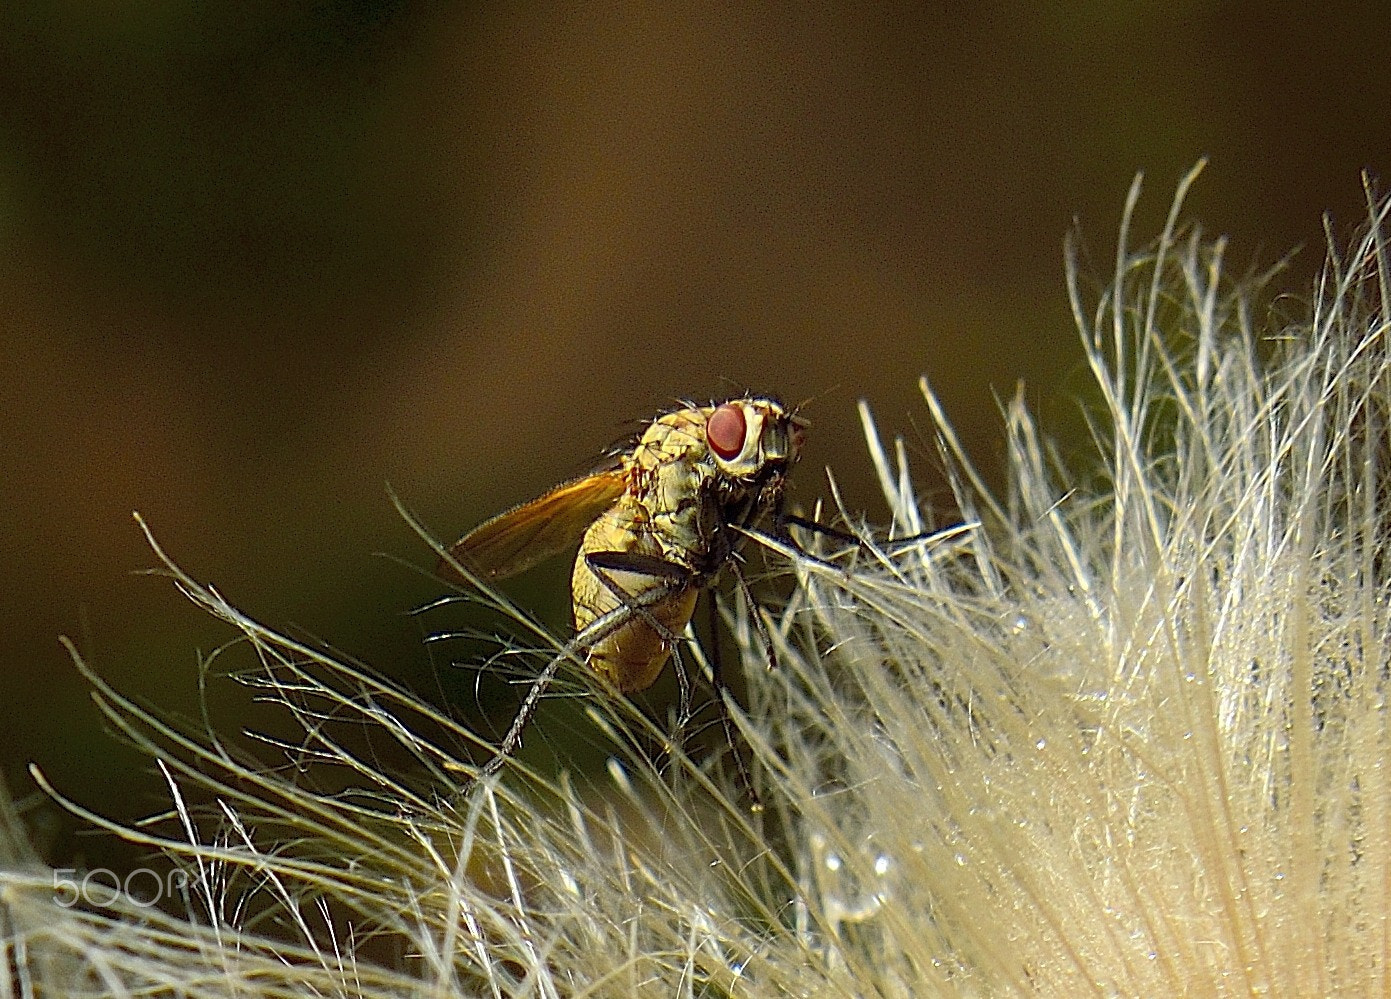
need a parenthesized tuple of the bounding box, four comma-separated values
(2, 3, 1387, 868)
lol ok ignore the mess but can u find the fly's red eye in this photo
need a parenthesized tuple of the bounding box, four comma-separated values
(706, 403, 747, 460)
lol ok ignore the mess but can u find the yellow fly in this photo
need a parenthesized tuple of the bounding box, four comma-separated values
(441, 396, 805, 792)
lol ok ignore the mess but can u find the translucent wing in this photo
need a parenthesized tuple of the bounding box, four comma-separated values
(440, 468, 626, 582)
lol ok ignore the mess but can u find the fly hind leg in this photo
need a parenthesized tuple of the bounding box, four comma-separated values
(470, 566, 688, 789)
(584, 550, 763, 806)
(582, 549, 698, 724)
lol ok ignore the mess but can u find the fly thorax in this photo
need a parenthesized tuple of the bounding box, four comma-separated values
(621, 410, 710, 565)
(641, 454, 713, 568)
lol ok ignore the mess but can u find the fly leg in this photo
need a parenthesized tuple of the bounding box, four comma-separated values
(582, 550, 698, 725)
(585, 550, 761, 808)
(780, 511, 948, 560)
(583, 550, 702, 787)
(471, 573, 686, 787)
(779, 511, 862, 547)
(728, 556, 778, 672)
(704, 590, 761, 810)
(475, 647, 567, 783)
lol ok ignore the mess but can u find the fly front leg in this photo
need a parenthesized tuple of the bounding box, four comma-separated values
(778, 511, 864, 548)
(779, 509, 952, 561)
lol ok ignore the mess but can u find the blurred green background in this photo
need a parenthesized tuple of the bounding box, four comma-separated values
(2, 3, 1387, 868)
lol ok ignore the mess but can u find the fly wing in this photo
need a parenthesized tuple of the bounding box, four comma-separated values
(440, 467, 626, 582)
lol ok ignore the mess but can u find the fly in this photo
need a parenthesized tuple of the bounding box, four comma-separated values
(440, 396, 806, 802)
